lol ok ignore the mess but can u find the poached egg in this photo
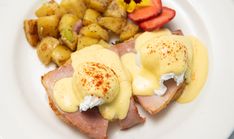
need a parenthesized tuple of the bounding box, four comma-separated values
(53, 44, 132, 120)
(121, 30, 193, 96)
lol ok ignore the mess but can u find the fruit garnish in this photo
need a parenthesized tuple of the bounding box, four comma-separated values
(128, 0, 162, 22)
(139, 7, 176, 31)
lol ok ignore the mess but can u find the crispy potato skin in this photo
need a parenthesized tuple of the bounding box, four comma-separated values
(98, 17, 126, 34)
(86, 0, 111, 13)
(77, 36, 99, 50)
(120, 22, 139, 41)
(83, 9, 100, 25)
(51, 45, 72, 66)
(60, 0, 86, 19)
(59, 14, 78, 32)
(35, 1, 60, 17)
(60, 29, 78, 51)
(37, 37, 59, 65)
(24, 19, 40, 47)
(37, 15, 60, 39)
(80, 23, 109, 41)
(104, 0, 126, 18)
(24, 0, 142, 67)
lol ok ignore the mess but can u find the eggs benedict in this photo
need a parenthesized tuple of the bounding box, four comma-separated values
(121, 30, 208, 108)
(73, 62, 120, 111)
(41, 29, 208, 138)
(52, 44, 132, 120)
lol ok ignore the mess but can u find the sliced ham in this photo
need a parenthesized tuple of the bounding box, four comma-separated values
(110, 39, 136, 56)
(41, 63, 108, 139)
(41, 29, 185, 138)
(119, 97, 145, 130)
(136, 79, 184, 115)
(109, 30, 185, 115)
(41, 62, 144, 137)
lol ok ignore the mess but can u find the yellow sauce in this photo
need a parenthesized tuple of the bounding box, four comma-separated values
(121, 29, 173, 96)
(52, 29, 208, 119)
(53, 78, 80, 112)
(135, 28, 172, 51)
(176, 36, 208, 103)
(71, 45, 132, 120)
(122, 31, 193, 96)
(121, 53, 158, 95)
(122, 31, 208, 104)
(53, 45, 131, 120)
(99, 81, 132, 120)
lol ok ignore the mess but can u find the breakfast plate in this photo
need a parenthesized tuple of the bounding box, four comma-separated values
(0, 0, 234, 139)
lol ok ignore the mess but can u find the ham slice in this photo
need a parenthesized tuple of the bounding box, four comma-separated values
(40, 29, 185, 138)
(119, 97, 145, 130)
(110, 30, 185, 115)
(41, 63, 108, 139)
(41, 62, 144, 137)
(110, 39, 136, 56)
(136, 79, 184, 115)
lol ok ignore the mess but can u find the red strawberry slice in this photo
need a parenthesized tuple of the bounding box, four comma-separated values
(128, 0, 162, 22)
(139, 7, 176, 31)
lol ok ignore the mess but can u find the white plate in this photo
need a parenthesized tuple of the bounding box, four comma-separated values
(0, 0, 234, 139)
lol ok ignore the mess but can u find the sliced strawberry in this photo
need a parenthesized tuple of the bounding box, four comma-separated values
(139, 7, 176, 31)
(128, 0, 162, 22)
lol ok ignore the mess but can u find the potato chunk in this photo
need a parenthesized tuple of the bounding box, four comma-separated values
(98, 40, 111, 48)
(37, 37, 59, 65)
(120, 22, 139, 41)
(35, 1, 59, 17)
(80, 23, 109, 41)
(60, 28, 78, 51)
(83, 9, 100, 25)
(37, 15, 59, 39)
(77, 36, 99, 50)
(98, 17, 126, 34)
(86, 0, 111, 13)
(59, 14, 78, 32)
(60, 0, 86, 19)
(51, 45, 72, 66)
(104, 0, 126, 18)
(24, 19, 40, 47)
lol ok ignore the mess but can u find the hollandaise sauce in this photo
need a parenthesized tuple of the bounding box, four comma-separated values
(53, 45, 131, 120)
(53, 78, 80, 112)
(121, 31, 208, 103)
(176, 36, 208, 103)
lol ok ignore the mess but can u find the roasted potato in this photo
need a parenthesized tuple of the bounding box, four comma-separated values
(98, 17, 126, 34)
(60, 28, 78, 51)
(83, 9, 100, 25)
(86, 0, 111, 13)
(60, 0, 86, 19)
(59, 14, 78, 32)
(37, 15, 59, 39)
(98, 40, 111, 48)
(24, 19, 40, 47)
(77, 36, 99, 50)
(120, 22, 139, 41)
(80, 23, 109, 41)
(54, 7, 67, 18)
(104, 0, 127, 18)
(37, 37, 59, 65)
(35, 1, 59, 17)
(51, 45, 72, 66)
